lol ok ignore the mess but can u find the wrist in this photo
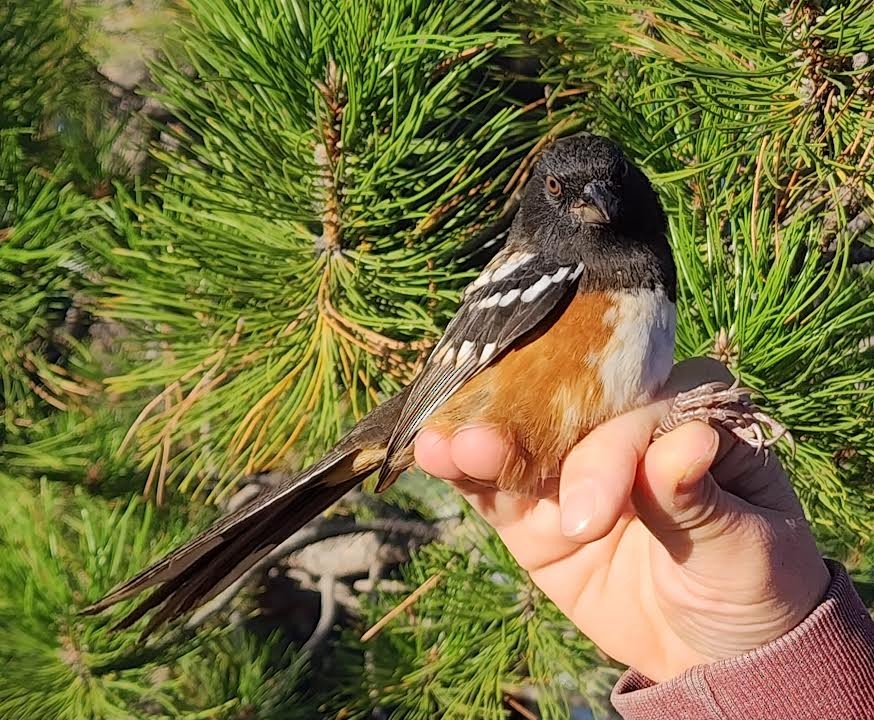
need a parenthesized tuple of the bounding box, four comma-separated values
(651, 553, 831, 682)
(613, 561, 874, 720)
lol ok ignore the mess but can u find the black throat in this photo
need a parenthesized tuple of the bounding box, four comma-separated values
(574, 238, 676, 302)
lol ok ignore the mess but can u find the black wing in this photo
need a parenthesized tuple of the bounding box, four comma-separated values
(376, 245, 584, 488)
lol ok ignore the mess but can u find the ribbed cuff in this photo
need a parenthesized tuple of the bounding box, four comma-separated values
(611, 560, 874, 720)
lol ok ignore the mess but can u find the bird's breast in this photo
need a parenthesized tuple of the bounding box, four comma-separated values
(424, 287, 676, 494)
(595, 286, 677, 414)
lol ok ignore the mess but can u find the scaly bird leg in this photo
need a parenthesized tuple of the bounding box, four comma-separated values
(654, 379, 793, 456)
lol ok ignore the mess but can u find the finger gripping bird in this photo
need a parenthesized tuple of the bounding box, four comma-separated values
(85, 134, 784, 635)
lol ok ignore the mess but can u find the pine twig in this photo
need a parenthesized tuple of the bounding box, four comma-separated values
(360, 572, 442, 642)
(505, 695, 540, 720)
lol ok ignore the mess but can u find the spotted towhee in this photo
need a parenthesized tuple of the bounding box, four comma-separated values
(86, 134, 785, 634)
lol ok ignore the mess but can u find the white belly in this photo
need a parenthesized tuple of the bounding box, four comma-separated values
(596, 288, 676, 413)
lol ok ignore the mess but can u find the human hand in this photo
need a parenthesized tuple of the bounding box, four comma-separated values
(414, 358, 830, 682)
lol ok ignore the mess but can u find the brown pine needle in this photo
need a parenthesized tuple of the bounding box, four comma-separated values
(116, 346, 228, 456)
(505, 696, 540, 720)
(361, 572, 442, 642)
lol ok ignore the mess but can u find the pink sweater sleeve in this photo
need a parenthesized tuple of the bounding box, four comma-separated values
(611, 560, 874, 720)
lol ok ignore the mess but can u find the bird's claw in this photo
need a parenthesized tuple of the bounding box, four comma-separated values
(654, 380, 791, 459)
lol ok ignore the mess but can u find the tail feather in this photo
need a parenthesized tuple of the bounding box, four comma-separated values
(83, 387, 411, 634)
(96, 457, 366, 635)
(85, 450, 350, 615)
(140, 477, 355, 637)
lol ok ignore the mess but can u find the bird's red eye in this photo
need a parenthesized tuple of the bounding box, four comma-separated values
(545, 175, 562, 196)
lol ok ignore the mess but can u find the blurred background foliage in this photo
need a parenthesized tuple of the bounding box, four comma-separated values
(0, 0, 871, 717)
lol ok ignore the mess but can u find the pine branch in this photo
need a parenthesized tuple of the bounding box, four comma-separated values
(98, 0, 547, 501)
(0, 476, 315, 719)
(0, 0, 151, 463)
(328, 519, 615, 720)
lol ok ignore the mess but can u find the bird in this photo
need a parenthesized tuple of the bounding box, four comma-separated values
(84, 133, 783, 635)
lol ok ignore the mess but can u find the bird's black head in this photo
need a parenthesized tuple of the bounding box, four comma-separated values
(521, 133, 665, 238)
(515, 133, 674, 297)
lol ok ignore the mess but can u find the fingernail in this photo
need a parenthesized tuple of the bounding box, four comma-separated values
(561, 490, 597, 538)
(678, 425, 720, 488)
(451, 423, 490, 437)
(414, 428, 444, 448)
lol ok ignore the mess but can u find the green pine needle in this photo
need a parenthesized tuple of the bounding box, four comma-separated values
(330, 520, 615, 720)
(0, 476, 313, 720)
(98, 0, 546, 501)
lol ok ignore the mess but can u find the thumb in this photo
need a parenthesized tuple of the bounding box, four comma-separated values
(632, 421, 732, 560)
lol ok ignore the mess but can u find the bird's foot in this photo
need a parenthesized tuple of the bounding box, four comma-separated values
(654, 379, 792, 455)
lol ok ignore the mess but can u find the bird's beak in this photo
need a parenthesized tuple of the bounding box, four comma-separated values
(571, 181, 618, 225)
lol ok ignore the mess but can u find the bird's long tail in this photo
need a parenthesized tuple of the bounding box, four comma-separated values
(82, 387, 410, 636)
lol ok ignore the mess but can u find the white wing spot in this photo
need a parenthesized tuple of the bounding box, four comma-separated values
(551, 266, 571, 284)
(478, 292, 502, 309)
(456, 340, 476, 367)
(571, 262, 585, 280)
(498, 288, 521, 306)
(479, 342, 498, 364)
(471, 269, 493, 289)
(491, 251, 534, 281)
(521, 274, 552, 302)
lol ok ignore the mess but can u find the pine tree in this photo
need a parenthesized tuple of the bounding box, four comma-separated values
(98, 0, 545, 504)
(1, 0, 871, 718)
